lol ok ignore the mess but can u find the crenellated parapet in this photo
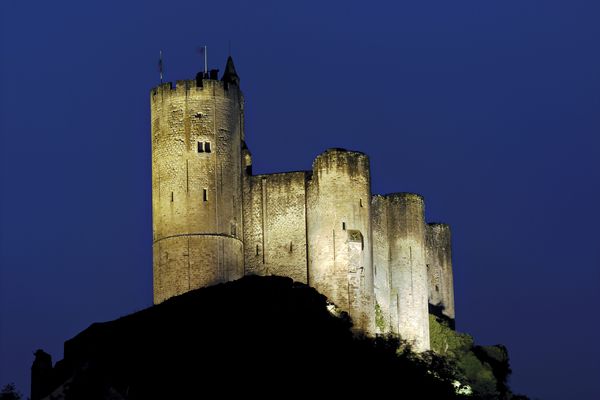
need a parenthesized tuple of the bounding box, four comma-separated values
(151, 78, 243, 104)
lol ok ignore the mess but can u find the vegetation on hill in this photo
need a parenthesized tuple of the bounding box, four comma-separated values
(429, 315, 528, 399)
(0, 384, 22, 400)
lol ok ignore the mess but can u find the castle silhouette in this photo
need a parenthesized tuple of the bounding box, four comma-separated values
(150, 56, 455, 351)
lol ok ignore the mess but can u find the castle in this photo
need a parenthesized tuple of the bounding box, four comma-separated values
(150, 57, 455, 352)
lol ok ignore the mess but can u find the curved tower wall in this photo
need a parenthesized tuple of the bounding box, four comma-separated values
(372, 195, 391, 334)
(426, 223, 455, 321)
(151, 79, 244, 303)
(307, 149, 375, 334)
(385, 193, 430, 352)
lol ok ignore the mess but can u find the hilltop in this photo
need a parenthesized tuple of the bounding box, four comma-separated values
(31, 276, 528, 399)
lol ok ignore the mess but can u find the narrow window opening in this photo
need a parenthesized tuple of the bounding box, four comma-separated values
(203, 189, 208, 202)
(289, 241, 293, 252)
(204, 142, 211, 153)
(342, 222, 346, 230)
(435, 285, 440, 292)
(256, 244, 260, 256)
(171, 192, 174, 202)
(197, 142, 204, 153)
(359, 198, 363, 207)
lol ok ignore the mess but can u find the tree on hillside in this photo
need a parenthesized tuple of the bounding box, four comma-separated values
(0, 383, 22, 400)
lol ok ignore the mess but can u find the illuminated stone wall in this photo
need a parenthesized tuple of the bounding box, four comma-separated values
(372, 195, 391, 334)
(372, 193, 430, 352)
(150, 79, 244, 303)
(306, 149, 375, 335)
(243, 172, 308, 283)
(426, 223, 455, 321)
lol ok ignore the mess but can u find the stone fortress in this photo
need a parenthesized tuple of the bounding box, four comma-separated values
(150, 57, 454, 352)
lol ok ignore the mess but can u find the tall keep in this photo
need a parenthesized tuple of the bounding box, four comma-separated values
(150, 58, 244, 303)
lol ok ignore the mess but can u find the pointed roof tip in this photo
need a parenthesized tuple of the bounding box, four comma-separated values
(221, 56, 240, 85)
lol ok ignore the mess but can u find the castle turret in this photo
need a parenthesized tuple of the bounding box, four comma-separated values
(426, 223, 455, 325)
(150, 57, 245, 303)
(221, 56, 240, 86)
(306, 149, 375, 334)
(372, 193, 430, 352)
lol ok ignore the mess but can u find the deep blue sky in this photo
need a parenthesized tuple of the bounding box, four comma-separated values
(1, 1, 599, 398)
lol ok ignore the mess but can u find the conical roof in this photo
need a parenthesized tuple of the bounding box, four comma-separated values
(221, 56, 240, 85)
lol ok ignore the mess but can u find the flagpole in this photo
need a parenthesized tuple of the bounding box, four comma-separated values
(204, 45, 207, 75)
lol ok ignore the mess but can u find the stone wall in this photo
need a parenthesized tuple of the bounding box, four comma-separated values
(151, 79, 244, 303)
(372, 195, 391, 334)
(372, 193, 430, 352)
(426, 223, 455, 321)
(306, 149, 375, 334)
(243, 172, 308, 283)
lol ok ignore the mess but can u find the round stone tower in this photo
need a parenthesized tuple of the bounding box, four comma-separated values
(371, 194, 392, 334)
(306, 149, 375, 334)
(385, 193, 430, 352)
(150, 57, 245, 303)
(426, 223, 455, 322)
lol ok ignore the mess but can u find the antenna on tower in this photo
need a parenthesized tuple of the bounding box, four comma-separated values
(197, 46, 208, 76)
(158, 50, 163, 83)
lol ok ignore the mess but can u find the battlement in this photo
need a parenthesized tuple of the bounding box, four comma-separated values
(150, 77, 241, 100)
(312, 148, 370, 178)
(382, 192, 424, 203)
(322, 147, 368, 157)
(252, 170, 310, 179)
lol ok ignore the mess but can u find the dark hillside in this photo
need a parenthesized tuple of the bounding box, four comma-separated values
(32, 276, 524, 399)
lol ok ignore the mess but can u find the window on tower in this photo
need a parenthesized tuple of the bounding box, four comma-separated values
(197, 142, 204, 153)
(204, 142, 211, 153)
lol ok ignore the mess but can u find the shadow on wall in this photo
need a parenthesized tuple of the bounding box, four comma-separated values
(429, 302, 455, 330)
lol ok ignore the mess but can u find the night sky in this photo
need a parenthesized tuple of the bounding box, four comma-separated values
(1, 1, 599, 398)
